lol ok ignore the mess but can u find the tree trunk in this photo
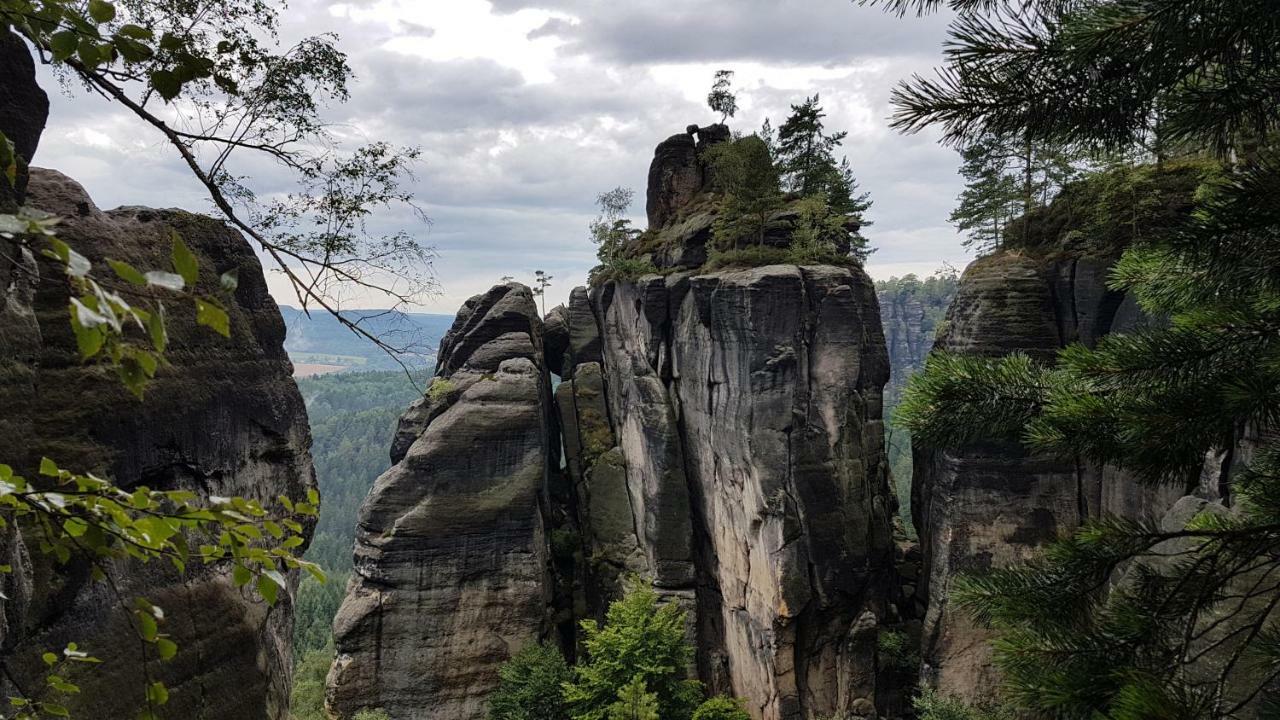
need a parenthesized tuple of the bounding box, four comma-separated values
(1022, 135, 1034, 242)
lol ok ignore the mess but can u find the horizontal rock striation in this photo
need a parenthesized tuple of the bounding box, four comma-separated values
(912, 235, 1209, 699)
(0, 169, 315, 719)
(327, 283, 554, 720)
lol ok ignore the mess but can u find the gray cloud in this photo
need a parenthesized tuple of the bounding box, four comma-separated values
(501, 0, 953, 64)
(30, 0, 974, 316)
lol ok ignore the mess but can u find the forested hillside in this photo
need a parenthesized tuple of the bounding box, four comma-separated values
(292, 371, 423, 656)
(281, 307, 454, 373)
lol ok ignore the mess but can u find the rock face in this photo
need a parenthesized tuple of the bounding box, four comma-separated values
(584, 266, 899, 720)
(875, 276, 957, 404)
(1, 44, 314, 719)
(331, 125, 906, 720)
(0, 32, 47, 164)
(0, 170, 315, 719)
(912, 240, 1203, 699)
(327, 283, 554, 720)
(566, 124, 903, 719)
(0, 31, 47, 211)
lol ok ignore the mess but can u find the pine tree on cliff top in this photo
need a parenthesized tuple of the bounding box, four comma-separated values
(866, 0, 1280, 715)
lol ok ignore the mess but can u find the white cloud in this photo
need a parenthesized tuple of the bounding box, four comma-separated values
(32, 0, 971, 317)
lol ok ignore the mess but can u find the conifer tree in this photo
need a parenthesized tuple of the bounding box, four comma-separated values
(776, 94, 848, 196)
(706, 135, 785, 249)
(949, 134, 1022, 254)
(870, 0, 1280, 715)
(772, 96, 873, 253)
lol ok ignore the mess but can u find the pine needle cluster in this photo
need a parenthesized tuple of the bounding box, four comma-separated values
(874, 0, 1280, 715)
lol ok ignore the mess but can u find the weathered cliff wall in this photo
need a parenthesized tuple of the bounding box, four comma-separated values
(875, 276, 955, 405)
(911, 166, 1215, 700)
(327, 283, 554, 720)
(562, 125, 907, 720)
(0, 35, 314, 719)
(585, 266, 899, 720)
(329, 124, 908, 720)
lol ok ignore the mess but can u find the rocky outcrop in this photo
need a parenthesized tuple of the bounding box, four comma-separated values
(327, 283, 554, 720)
(583, 265, 899, 720)
(912, 192, 1208, 700)
(0, 31, 47, 211)
(0, 169, 315, 719)
(328, 124, 906, 720)
(1, 39, 314, 718)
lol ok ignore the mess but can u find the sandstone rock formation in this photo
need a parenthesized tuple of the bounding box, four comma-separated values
(0, 42, 314, 719)
(875, 275, 957, 404)
(911, 174, 1214, 700)
(585, 266, 899, 720)
(327, 283, 554, 720)
(330, 125, 909, 720)
(0, 169, 315, 719)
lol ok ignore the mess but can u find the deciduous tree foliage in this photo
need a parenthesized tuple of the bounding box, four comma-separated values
(0, 0, 432, 715)
(488, 644, 573, 720)
(706, 70, 737, 124)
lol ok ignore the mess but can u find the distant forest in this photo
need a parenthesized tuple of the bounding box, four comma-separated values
(292, 371, 423, 658)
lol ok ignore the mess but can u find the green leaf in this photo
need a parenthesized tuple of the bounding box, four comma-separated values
(108, 259, 147, 286)
(147, 681, 169, 706)
(158, 32, 184, 52)
(134, 349, 158, 377)
(256, 573, 280, 605)
(117, 356, 148, 399)
(147, 303, 168, 353)
(50, 31, 78, 62)
(69, 308, 104, 359)
(39, 458, 59, 477)
(117, 24, 153, 40)
(155, 638, 177, 661)
(195, 298, 230, 337)
(88, 0, 116, 23)
(135, 611, 158, 642)
(149, 70, 181, 102)
(232, 564, 251, 587)
(76, 36, 104, 68)
(54, 241, 91, 278)
(63, 518, 88, 538)
(113, 35, 153, 63)
(170, 231, 198, 285)
(42, 652, 58, 667)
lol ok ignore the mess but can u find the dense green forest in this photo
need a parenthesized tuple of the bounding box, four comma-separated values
(292, 372, 424, 655)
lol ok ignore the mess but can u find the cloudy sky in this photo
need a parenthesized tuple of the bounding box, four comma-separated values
(34, 0, 970, 314)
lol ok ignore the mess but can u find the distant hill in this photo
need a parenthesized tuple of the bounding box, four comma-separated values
(278, 306, 456, 376)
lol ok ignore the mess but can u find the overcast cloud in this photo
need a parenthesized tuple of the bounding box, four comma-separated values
(32, 0, 971, 314)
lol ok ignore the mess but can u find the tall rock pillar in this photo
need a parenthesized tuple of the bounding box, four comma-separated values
(328, 283, 555, 720)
